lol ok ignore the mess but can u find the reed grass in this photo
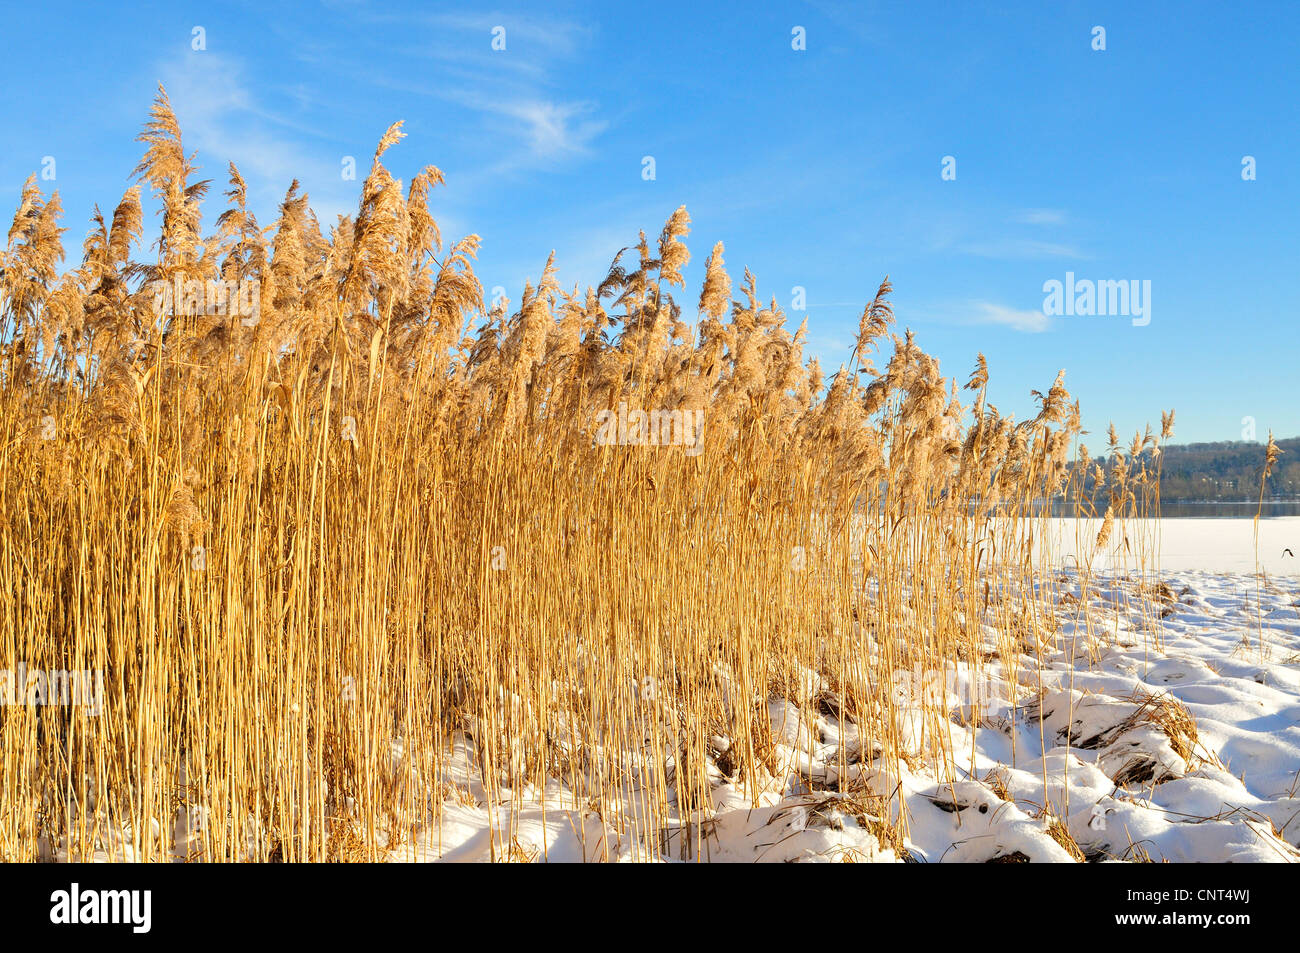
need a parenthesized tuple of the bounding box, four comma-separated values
(0, 89, 1177, 861)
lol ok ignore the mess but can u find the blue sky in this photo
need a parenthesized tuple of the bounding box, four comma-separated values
(4, 1, 1297, 444)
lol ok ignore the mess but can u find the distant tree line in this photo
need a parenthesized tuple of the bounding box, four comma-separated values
(1076, 437, 1300, 502)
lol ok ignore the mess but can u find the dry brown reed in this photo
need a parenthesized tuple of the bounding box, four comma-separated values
(0, 90, 1178, 861)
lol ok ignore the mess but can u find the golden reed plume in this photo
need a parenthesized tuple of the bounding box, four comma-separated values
(0, 90, 1175, 862)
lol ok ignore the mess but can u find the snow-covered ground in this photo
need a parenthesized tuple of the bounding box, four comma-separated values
(397, 547, 1300, 863)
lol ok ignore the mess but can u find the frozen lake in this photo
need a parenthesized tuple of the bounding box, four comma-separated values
(1044, 516, 1300, 576)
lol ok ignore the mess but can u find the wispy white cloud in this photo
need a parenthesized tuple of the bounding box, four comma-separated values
(926, 207, 1082, 261)
(351, 12, 606, 171)
(959, 237, 1083, 259)
(352, 72, 608, 180)
(456, 94, 606, 161)
(966, 300, 1051, 333)
(414, 11, 594, 58)
(882, 299, 1052, 334)
(506, 100, 604, 159)
(157, 52, 356, 226)
(1015, 208, 1067, 226)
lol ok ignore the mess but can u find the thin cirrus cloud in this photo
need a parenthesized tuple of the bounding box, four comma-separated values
(352, 72, 610, 180)
(1015, 208, 1068, 225)
(347, 11, 608, 173)
(905, 300, 1051, 334)
(416, 10, 594, 58)
(958, 237, 1084, 259)
(155, 7, 607, 227)
(441, 90, 607, 162)
(424, 13, 605, 165)
(966, 300, 1051, 333)
(156, 52, 356, 226)
(502, 100, 606, 160)
(927, 216, 1083, 261)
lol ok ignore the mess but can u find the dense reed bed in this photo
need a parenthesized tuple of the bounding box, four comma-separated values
(0, 89, 1174, 861)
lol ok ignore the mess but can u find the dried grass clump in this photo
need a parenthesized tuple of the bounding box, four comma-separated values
(982, 770, 1012, 803)
(1040, 811, 1085, 863)
(0, 90, 1173, 861)
(1129, 691, 1199, 764)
